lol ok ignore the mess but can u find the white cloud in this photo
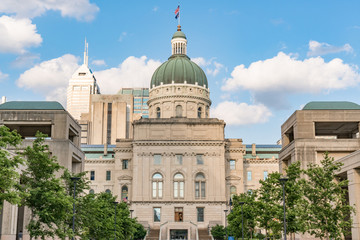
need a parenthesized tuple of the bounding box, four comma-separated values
(91, 59, 106, 66)
(211, 101, 272, 125)
(17, 54, 80, 105)
(153, 6, 159, 12)
(223, 52, 360, 94)
(12, 53, 40, 68)
(0, 0, 99, 21)
(0, 16, 42, 54)
(307, 40, 353, 57)
(0, 71, 8, 81)
(192, 57, 224, 77)
(95, 56, 161, 93)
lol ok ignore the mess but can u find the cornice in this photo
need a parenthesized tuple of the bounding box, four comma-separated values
(132, 141, 225, 147)
(148, 94, 211, 105)
(244, 159, 279, 164)
(130, 200, 227, 205)
(85, 160, 115, 164)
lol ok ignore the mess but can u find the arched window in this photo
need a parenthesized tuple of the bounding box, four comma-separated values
(89, 189, 95, 194)
(173, 173, 184, 198)
(156, 107, 161, 118)
(121, 186, 128, 202)
(230, 186, 237, 198)
(197, 107, 202, 118)
(105, 189, 111, 194)
(176, 105, 183, 117)
(152, 173, 163, 198)
(195, 173, 206, 198)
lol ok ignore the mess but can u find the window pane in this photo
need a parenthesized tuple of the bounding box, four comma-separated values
(230, 160, 235, 170)
(197, 207, 204, 222)
(175, 154, 183, 165)
(230, 186, 236, 197)
(174, 182, 178, 198)
(179, 182, 184, 198)
(106, 170, 111, 181)
(195, 173, 205, 180)
(121, 186, 128, 202)
(90, 171, 95, 181)
(264, 171, 268, 180)
(122, 160, 128, 169)
(105, 189, 111, 194)
(195, 182, 200, 198)
(174, 173, 184, 179)
(247, 171, 252, 181)
(196, 154, 204, 165)
(152, 182, 157, 198)
(154, 208, 161, 222)
(154, 154, 162, 165)
(153, 173, 163, 179)
(158, 182, 163, 198)
(201, 182, 206, 197)
(89, 189, 94, 194)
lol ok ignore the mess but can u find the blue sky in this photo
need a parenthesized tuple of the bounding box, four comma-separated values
(1, 0, 360, 144)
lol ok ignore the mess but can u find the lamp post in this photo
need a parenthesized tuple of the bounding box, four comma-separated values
(239, 201, 245, 240)
(130, 209, 134, 240)
(70, 177, 80, 240)
(224, 209, 228, 240)
(113, 201, 118, 240)
(279, 176, 289, 240)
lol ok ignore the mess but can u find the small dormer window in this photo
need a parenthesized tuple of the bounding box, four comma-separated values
(78, 72, 86, 76)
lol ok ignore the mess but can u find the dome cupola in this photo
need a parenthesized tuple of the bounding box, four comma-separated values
(148, 26, 211, 119)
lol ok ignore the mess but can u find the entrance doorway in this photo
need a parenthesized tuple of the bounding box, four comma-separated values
(174, 207, 183, 222)
(170, 229, 188, 240)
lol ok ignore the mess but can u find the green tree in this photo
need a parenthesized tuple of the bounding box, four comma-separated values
(283, 161, 307, 239)
(0, 126, 23, 209)
(78, 192, 135, 239)
(21, 132, 73, 239)
(303, 152, 354, 240)
(133, 222, 147, 240)
(211, 224, 225, 240)
(257, 172, 283, 238)
(228, 191, 258, 238)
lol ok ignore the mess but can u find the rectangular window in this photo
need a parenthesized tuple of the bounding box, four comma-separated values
(154, 208, 161, 222)
(90, 170, 95, 181)
(154, 154, 162, 165)
(196, 154, 204, 165)
(230, 160, 235, 170)
(195, 182, 200, 198)
(197, 207, 204, 222)
(247, 171, 252, 181)
(264, 171, 268, 180)
(122, 160, 128, 169)
(106, 170, 111, 181)
(174, 182, 178, 198)
(179, 182, 184, 198)
(201, 182, 206, 197)
(152, 182, 157, 198)
(158, 182, 163, 198)
(175, 154, 183, 165)
(106, 103, 112, 144)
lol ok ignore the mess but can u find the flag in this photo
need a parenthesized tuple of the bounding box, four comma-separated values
(175, 5, 180, 19)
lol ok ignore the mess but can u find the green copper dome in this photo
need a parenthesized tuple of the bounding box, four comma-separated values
(172, 31, 186, 39)
(150, 54, 208, 88)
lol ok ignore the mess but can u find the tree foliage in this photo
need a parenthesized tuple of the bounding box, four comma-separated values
(228, 191, 258, 238)
(303, 152, 354, 240)
(0, 126, 23, 209)
(211, 224, 225, 240)
(77, 192, 135, 239)
(20, 132, 73, 239)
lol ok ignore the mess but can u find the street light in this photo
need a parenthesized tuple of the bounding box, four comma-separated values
(113, 201, 118, 240)
(239, 201, 245, 240)
(130, 210, 134, 240)
(70, 177, 80, 240)
(224, 209, 228, 240)
(279, 176, 289, 240)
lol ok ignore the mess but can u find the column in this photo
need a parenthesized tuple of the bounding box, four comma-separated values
(347, 168, 360, 239)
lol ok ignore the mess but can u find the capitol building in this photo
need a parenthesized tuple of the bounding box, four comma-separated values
(67, 25, 280, 239)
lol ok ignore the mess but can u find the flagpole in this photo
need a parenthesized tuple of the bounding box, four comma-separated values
(178, 4, 180, 26)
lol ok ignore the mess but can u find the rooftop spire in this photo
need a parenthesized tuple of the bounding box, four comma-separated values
(83, 38, 88, 67)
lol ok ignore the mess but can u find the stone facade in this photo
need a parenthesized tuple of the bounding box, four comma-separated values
(0, 101, 84, 240)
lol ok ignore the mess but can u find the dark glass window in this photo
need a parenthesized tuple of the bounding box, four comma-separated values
(122, 160, 129, 169)
(106, 170, 111, 181)
(90, 170, 95, 181)
(197, 207, 204, 222)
